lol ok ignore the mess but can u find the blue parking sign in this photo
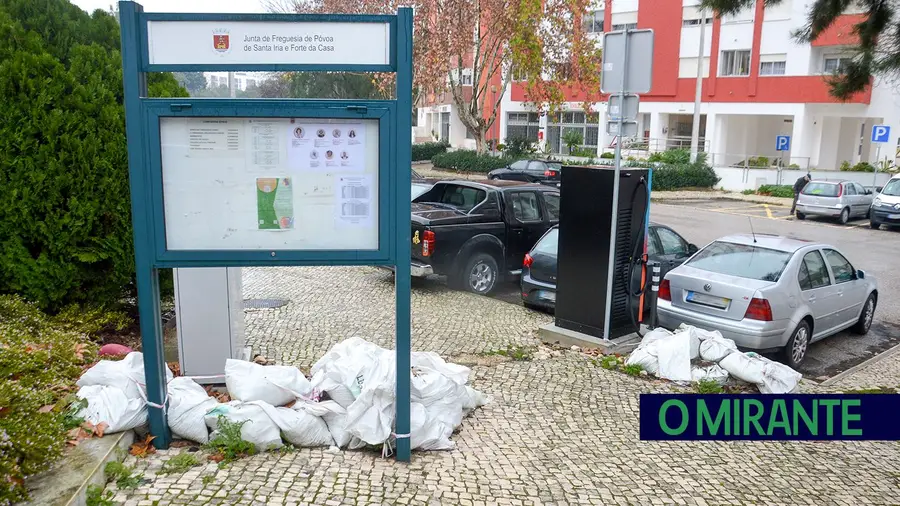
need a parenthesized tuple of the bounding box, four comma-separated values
(872, 125, 890, 143)
(776, 135, 790, 151)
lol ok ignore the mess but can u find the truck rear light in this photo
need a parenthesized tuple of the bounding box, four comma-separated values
(659, 279, 671, 301)
(523, 253, 534, 268)
(422, 230, 435, 257)
(744, 298, 773, 321)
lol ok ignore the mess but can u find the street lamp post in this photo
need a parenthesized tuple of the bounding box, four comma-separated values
(689, 11, 707, 163)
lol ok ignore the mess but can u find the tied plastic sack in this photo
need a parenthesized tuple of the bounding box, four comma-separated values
(625, 328, 672, 375)
(77, 352, 173, 400)
(311, 337, 388, 399)
(655, 330, 693, 382)
(295, 400, 351, 448)
(344, 349, 397, 445)
(225, 359, 312, 406)
(167, 377, 218, 444)
(256, 402, 333, 448)
(310, 369, 355, 408)
(76, 385, 147, 433)
(691, 364, 729, 385)
(719, 352, 766, 385)
(205, 401, 283, 451)
(411, 352, 471, 385)
(410, 401, 456, 451)
(757, 355, 802, 394)
(699, 335, 738, 362)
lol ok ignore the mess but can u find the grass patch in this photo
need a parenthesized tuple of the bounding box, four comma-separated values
(695, 379, 725, 394)
(622, 364, 645, 377)
(85, 484, 114, 506)
(159, 453, 202, 475)
(597, 355, 620, 370)
(104, 461, 144, 489)
(842, 386, 897, 394)
(484, 344, 535, 361)
(202, 474, 215, 486)
(204, 415, 256, 466)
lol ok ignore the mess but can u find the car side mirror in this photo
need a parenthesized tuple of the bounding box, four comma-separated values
(866, 189, 873, 195)
(857, 269, 865, 279)
(687, 244, 699, 254)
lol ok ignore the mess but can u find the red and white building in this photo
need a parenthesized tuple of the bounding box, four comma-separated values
(417, 0, 900, 170)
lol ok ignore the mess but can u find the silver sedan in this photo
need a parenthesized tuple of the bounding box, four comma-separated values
(657, 234, 878, 368)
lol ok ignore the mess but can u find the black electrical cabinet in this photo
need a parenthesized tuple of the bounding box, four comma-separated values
(555, 166, 650, 339)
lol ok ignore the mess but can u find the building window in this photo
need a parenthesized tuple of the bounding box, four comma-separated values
(759, 60, 786, 75)
(546, 111, 600, 155)
(682, 17, 713, 26)
(720, 50, 751, 76)
(440, 112, 450, 143)
(583, 10, 604, 33)
(510, 66, 527, 82)
(824, 57, 852, 74)
(611, 22, 637, 31)
(506, 112, 541, 142)
(466, 128, 475, 140)
(461, 71, 473, 85)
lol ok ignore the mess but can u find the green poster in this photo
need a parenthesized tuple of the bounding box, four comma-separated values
(256, 177, 294, 230)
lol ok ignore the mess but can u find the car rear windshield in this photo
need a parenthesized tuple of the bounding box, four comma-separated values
(687, 241, 792, 282)
(532, 229, 559, 256)
(548, 162, 562, 171)
(802, 182, 840, 197)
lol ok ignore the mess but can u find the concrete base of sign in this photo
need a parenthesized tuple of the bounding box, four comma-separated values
(538, 322, 643, 354)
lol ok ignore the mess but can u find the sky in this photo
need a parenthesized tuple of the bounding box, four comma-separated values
(71, 0, 269, 14)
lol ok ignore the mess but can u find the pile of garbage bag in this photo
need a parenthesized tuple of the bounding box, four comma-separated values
(73, 338, 488, 452)
(625, 325, 801, 393)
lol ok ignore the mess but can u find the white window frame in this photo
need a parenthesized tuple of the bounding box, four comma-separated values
(759, 58, 786, 76)
(682, 17, 713, 26)
(720, 49, 752, 77)
(583, 10, 604, 33)
(823, 56, 852, 74)
(611, 22, 637, 31)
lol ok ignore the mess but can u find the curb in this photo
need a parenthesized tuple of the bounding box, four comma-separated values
(652, 195, 790, 207)
(819, 341, 900, 388)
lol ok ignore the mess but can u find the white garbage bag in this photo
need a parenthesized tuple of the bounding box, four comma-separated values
(204, 401, 283, 451)
(757, 356, 803, 394)
(294, 400, 351, 448)
(411, 366, 466, 405)
(719, 352, 767, 385)
(167, 377, 218, 444)
(691, 364, 730, 385)
(256, 402, 333, 448)
(76, 352, 173, 400)
(625, 328, 671, 375)
(76, 385, 147, 433)
(410, 402, 456, 451)
(310, 369, 356, 408)
(311, 337, 388, 399)
(656, 331, 693, 382)
(699, 335, 739, 363)
(411, 352, 471, 385)
(344, 349, 396, 445)
(462, 386, 488, 411)
(641, 327, 673, 345)
(225, 359, 312, 406)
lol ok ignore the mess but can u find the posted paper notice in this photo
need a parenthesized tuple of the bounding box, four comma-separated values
(335, 175, 373, 227)
(257, 177, 294, 230)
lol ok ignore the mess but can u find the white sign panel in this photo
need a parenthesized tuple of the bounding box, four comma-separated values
(147, 21, 390, 66)
(160, 117, 379, 251)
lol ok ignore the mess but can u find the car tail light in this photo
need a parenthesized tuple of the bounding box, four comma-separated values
(544, 170, 558, 177)
(422, 230, 435, 257)
(837, 184, 843, 197)
(744, 298, 773, 321)
(659, 279, 671, 301)
(523, 253, 534, 268)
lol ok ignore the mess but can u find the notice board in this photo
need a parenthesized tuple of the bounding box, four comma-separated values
(160, 117, 379, 251)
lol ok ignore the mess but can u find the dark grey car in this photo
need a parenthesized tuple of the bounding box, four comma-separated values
(521, 223, 697, 310)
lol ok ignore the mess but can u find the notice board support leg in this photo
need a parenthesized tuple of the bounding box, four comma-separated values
(136, 262, 172, 449)
(393, 6, 414, 463)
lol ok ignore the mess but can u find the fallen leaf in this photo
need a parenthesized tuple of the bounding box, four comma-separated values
(283, 400, 296, 409)
(38, 405, 54, 413)
(208, 452, 225, 463)
(130, 435, 156, 458)
(167, 362, 181, 377)
(74, 343, 87, 361)
(170, 440, 194, 448)
(93, 422, 108, 438)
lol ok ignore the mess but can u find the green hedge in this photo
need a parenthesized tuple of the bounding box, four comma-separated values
(412, 141, 448, 162)
(651, 164, 720, 191)
(431, 150, 513, 173)
(840, 161, 875, 172)
(755, 184, 794, 198)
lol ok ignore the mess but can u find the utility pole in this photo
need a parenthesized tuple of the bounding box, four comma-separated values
(689, 11, 707, 163)
(228, 71, 236, 98)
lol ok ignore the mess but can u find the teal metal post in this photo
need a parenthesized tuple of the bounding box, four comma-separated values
(394, 7, 414, 462)
(119, 0, 172, 448)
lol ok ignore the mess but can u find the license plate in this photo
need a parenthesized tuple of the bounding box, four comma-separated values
(537, 290, 556, 302)
(686, 291, 730, 309)
(889, 214, 900, 219)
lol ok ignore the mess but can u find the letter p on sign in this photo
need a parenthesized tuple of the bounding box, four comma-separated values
(776, 135, 790, 151)
(872, 125, 890, 143)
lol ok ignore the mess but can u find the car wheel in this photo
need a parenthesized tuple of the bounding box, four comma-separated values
(796, 212, 806, 220)
(783, 320, 811, 369)
(870, 220, 881, 230)
(838, 207, 850, 224)
(461, 253, 499, 295)
(853, 294, 877, 335)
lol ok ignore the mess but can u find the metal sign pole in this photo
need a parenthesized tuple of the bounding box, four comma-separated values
(875, 144, 881, 188)
(603, 29, 630, 341)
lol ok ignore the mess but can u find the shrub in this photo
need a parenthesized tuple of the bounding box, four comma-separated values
(600, 152, 615, 159)
(431, 150, 513, 173)
(570, 146, 597, 158)
(504, 136, 535, 158)
(648, 148, 691, 165)
(0, 295, 97, 504)
(842, 161, 876, 172)
(411, 141, 448, 162)
(839, 160, 851, 171)
(748, 156, 770, 167)
(562, 130, 583, 154)
(651, 164, 720, 191)
(757, 185, 794, 198)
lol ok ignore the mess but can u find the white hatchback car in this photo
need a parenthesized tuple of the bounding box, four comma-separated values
(795, 180, 874, 224)
(657, 234, 878, 368)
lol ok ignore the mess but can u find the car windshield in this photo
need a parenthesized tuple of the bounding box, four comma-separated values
(687, 241, 792, 282)
(412, 168, 423, 179)
(881, 179, 900, 196)
(548, 162, 562, 171)
(532, 229, 559, 256)
(802, 182, 840, 197)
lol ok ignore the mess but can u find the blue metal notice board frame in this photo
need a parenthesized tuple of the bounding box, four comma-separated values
(119, 1, 414, 461)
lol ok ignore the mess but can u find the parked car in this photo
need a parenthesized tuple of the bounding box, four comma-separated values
(869, 175, 900, 229)
(657, 234, 877, 368)
(521, 223, 698, 310)
(488, 159, 562, 187)
(795, 180, 874, 224)
(408, 180, 559, 294)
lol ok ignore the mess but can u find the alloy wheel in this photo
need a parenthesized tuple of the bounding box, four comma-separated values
(469, 262, 494, 292)
(792, 326, 809, 365)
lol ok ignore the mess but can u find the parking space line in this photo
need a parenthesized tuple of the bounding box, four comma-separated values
(764, 204, 774, 219)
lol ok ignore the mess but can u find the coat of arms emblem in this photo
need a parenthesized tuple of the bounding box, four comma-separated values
(212, 30, 230, 53)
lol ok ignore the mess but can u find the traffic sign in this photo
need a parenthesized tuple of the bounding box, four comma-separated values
(607, 94, 639, 121)
(872, 125, 891, 143)
(776, 135, 790, 151)
(606, 121, 638, 137)
(600, 29, 655, 94)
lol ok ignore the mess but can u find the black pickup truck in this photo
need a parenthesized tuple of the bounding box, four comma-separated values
(409, 180, 560, 295)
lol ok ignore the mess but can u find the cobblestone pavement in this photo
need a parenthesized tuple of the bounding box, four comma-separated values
(114, 267, 900, 506)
